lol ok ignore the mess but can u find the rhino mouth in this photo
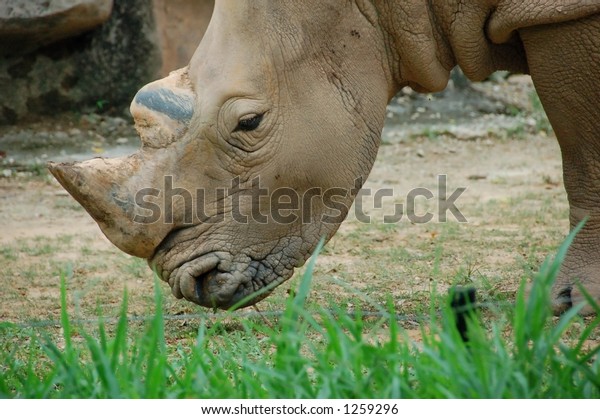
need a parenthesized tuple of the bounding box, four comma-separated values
(160, 253, 245, 309)
(150, 225, 308, 310)
(152, 245, 285, 310)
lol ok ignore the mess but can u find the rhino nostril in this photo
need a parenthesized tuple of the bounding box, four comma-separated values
(195, 269, 220, 301)
(195, 273, 204, 299)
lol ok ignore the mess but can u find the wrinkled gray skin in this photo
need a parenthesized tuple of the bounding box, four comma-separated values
(50, 0, 600, 315)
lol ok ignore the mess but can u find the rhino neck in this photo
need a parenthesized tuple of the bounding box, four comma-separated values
(366, 0, 456, 94)
(370, 0, 533, 93)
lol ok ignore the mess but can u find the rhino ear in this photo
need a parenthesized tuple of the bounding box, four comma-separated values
(130, 67, 195, 148)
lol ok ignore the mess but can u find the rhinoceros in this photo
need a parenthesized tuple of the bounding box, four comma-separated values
(49, 0, 600, 315)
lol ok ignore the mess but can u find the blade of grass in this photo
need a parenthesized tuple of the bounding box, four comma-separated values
(111, 288, 129, 371)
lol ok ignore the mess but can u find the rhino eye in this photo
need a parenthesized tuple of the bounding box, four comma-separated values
(234, 113, 263, 132)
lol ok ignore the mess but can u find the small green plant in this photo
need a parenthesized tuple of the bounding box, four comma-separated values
(123, 257, 147, 278)
(26, 162, 48, 177)
(19, 243, 54, 257)
(505, 122, 527, 140)
(505, 104, 522, 117)
(0, 246, 17, 261)
(96, 99, 109, 112)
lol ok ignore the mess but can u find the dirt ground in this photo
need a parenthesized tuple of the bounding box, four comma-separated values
(0, 75, 571, 327)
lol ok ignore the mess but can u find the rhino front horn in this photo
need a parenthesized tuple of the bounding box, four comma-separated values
(48, 155, 161, 259)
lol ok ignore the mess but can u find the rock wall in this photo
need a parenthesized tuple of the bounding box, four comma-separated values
(153, 0, 213, 77)
(0, 0, 213, 125)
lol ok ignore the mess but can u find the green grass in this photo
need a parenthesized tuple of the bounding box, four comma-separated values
(1, 231, 599, 399)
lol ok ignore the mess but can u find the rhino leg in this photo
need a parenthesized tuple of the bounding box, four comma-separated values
(521, 15, 600, 315)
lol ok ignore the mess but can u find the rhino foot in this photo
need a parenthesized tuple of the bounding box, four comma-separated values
(552, 265, 600, 317)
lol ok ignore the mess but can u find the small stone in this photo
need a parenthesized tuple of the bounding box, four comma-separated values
(416, 149, 425, 158)
(116, 137, 129, 144)
(53, 131, 69, 141)
(112, 117, 127, 126)
(570, 322, 582, 330)
(2, 169, 12, 178)
(92, 133, 107, 143)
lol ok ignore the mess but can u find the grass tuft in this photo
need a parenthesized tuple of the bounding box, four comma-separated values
(0, 232, 598, 398)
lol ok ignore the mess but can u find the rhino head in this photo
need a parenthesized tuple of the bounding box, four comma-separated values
(49, 0, 404, 309)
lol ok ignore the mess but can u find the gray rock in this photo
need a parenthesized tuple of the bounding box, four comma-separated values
(0, 0, 161, 124)
(0, 0, 113, 56)
(0, 0, 214, 125)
